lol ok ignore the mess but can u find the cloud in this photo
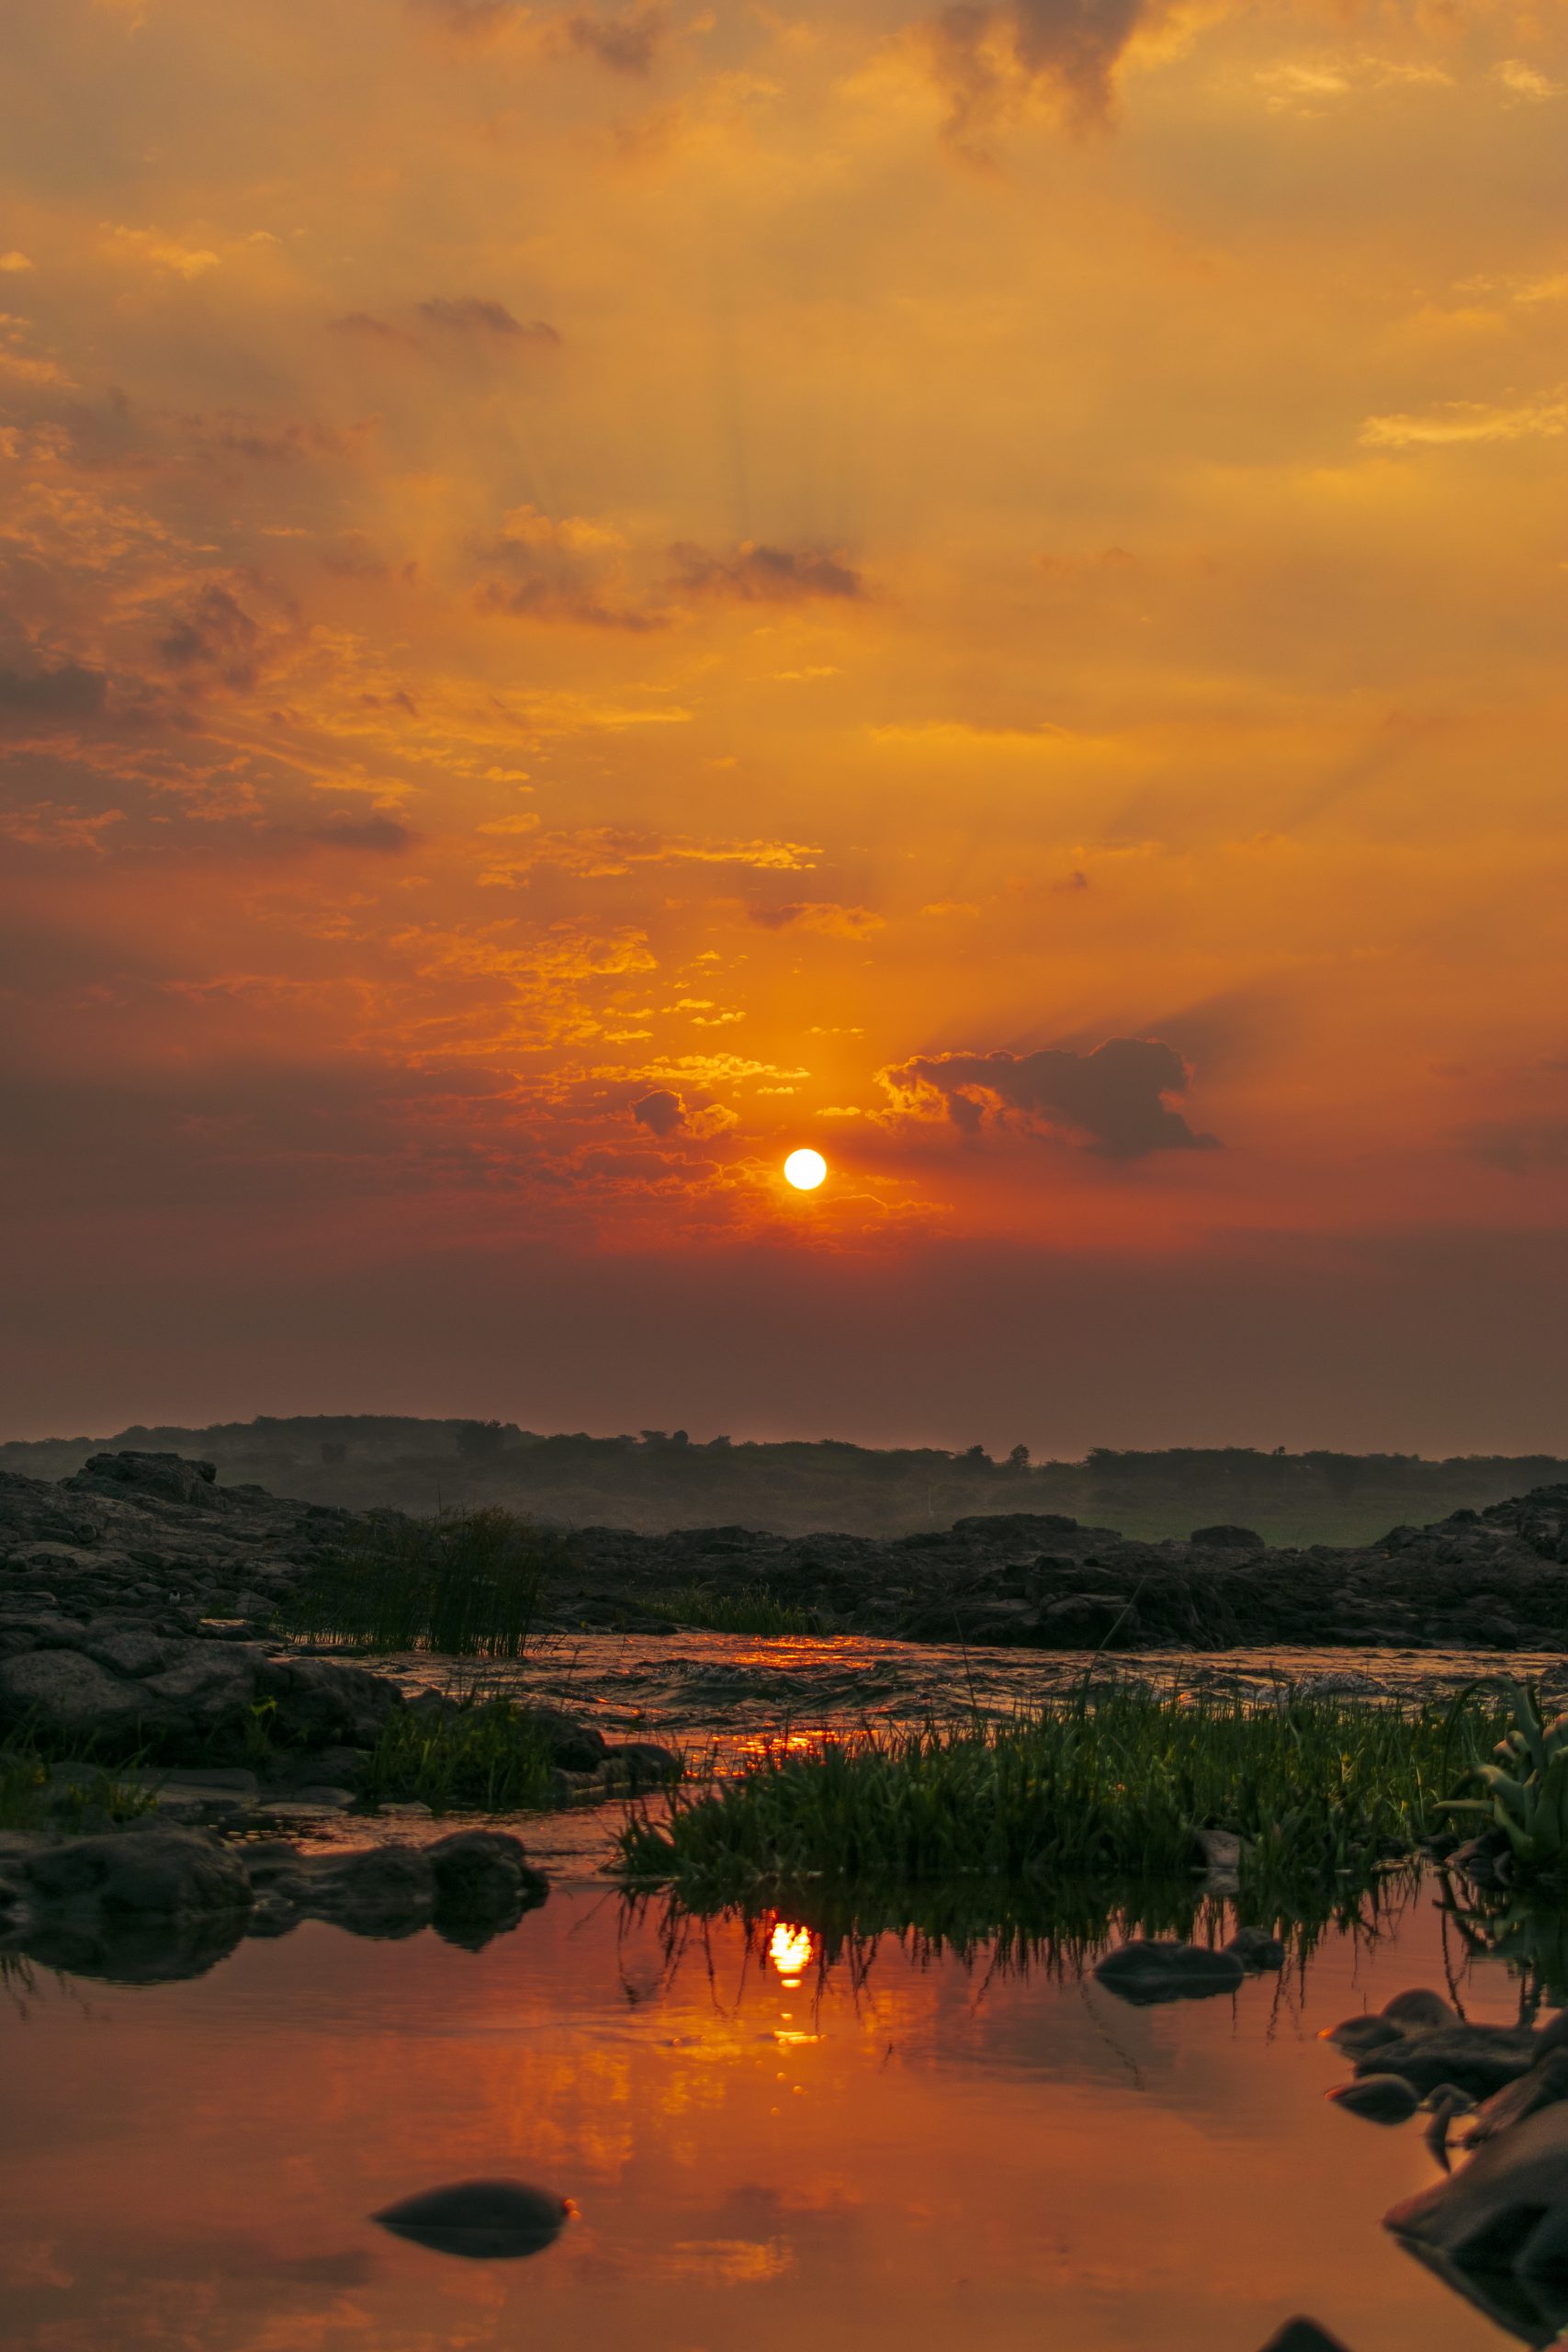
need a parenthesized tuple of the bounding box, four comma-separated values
(924, 0, 1149, 144)
(0, 660, 108, 727)
(565, 5, 669, 74)
(1495, 60, 1564, 101)
(330, 311, 423, 348)
(668, 541, 864, 604)
(411, 0, 520, 32)
(882, 1037, 1218, 1158)
(0, 253, 33, 273)
(1468, 1119, 1568, 1173)
(304, 812, 419, 854)
(102, 224, 220, 278)
(748, 900, 885, 936)
(631, 1087, 685, 1134)
(478, 503, 657, 629)
(417, 297, 560, 344)
(1360, 392, 1568, 447)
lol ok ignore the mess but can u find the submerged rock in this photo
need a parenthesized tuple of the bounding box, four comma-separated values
(1227, 1927, 1286, 1971)
(1359, 2023, 1541, 2100)
(372, 2179, 570, 2259)
(1329, 2075, 1421, 2125)
(17, 1826, 254, 1919)
(1093, 1939, 1245, 2005)
(1325, 1987, 1455, 2052)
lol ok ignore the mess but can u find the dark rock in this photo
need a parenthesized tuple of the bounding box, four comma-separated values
(1190, 1524, 1263, 1548)
(373, 2179, 570, 2260)
(20, 1826, 253, 1918)
(1257, 2322, 1353, 2352)
(71, 1452, 220, 1505)
(427, 1828, 548, 1945)
(1093, 1939, 1246, 2006)
(254, 1653, 402, 1747)
(1467, 2048, 1568, 2145)
(1329, 2074, 1421, 2124)
(519, 1705, 609, 1771)
(604, 1740, 682, 1787)
(0, 1647, 146, 1736)
(1360, 2023, 1541, 2099)
(1387, 2098, 1568, 2275)
(1227, 1926, 1286, 1970)
(261, 1845, 437, 1939)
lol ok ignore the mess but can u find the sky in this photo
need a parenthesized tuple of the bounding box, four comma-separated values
(2, 0, 1566, 1452)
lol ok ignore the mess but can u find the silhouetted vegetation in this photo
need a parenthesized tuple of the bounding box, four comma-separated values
(273, 1507, 570, 1657)
(6, 1417, 1562, 1544)
(639, 1584, 821, 1636)
(359, 1692, 558, 1812)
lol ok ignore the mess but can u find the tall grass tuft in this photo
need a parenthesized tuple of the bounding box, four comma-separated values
(0, 1734, 157, 1835)
(276, 1508, 570, 1657)
(359, 1691, 558, 1812)
(618, 1682, 1503, 1904)
(640, 1584, 820, 1637)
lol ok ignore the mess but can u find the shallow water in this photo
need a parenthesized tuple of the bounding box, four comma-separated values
(0, 1871, 1543, 2352)
(379, 1628, 1568, 1771)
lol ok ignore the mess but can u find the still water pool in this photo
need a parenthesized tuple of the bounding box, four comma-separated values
(0, 1870, 1542, 2352)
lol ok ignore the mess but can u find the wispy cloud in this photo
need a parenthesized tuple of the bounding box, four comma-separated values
(1361, 391, 1568, 447)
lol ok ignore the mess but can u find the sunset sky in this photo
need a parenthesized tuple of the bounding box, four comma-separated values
(4, 0, 1566, 1450)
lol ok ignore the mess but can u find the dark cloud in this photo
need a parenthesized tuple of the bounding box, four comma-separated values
(410, 0, 517, 29)
(478, 576, 661, 630)
(1467, 1121, 1568, 1175)
(631, 1088, 684, 1136)
(158, 585, 267, 688)
(748, 901, 883, 937)
(329, 312, 421, 347)
(304, 813, 419, 854)
(886, 1037, 1218, 1159)
(0, 662, 107, 727)
(928, 0, 1148, 141)
(478, 515, 663, 632)
(668, 541, 864, 604)
(565, 5, 668, 74)
(417, 298, 560, 345)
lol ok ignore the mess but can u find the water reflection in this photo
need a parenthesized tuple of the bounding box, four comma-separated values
(4, 1870, 1549, 2352)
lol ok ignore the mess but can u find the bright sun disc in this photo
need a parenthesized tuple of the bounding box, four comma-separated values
(784, 1148, 827, 1191)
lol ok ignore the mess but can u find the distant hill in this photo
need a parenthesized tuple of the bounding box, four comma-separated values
(3, 1418, 1564, 1544)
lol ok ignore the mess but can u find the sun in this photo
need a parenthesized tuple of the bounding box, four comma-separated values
(784, 1148, 828, 1192)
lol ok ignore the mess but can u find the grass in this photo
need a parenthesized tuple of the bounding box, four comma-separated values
(274, 1507, 571, 1657)
(617, 1682, 1506, 1906)
(0, 1735, 157, 1835)
(358, 1691, 558, 1813)
(639, 1584, 821, 1637)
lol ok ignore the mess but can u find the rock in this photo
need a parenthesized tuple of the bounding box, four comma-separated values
(1192, 1826, 1246, 1874)
(1466, 2048, 1568, 2145)
(426, 1828, 548, 1944)
(284, 1786, 357, 1810)
(1386, 2098, 1568, 2276)
(1360, 2023, 1542, 2099)
(255, 1844, 438, 1938)
(81, 1628, 179, 1677)
(254, 1654, 402, 1747)
(1227, 1927, 1286, 1970)
(1093, 1939, 1246, 2006)
(1190, 1525, 1264, 1548)
(599, 1741, 682, 1789)
(518, 1706, 609, 1771)
(372, 2179, 570, 2260)
(135, 1644, 259, 1728)
(0, 1648, 144, 1736)
(1329, 2075, 1421, 2124)
(1257, 2323, 1352, 2352)
(19, 1826, 253, 1919)
(71, 1451, 220, 1505)
(1325, 1988, 1453, 2052)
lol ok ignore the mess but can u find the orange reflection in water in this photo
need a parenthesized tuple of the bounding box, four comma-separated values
(767, 1922, 816, 1987)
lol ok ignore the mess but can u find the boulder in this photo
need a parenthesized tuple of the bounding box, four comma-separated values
(254, 1653, 403, 1747)
(519, 1706, 609, 1771)
(69, 1451, 220, 1506)
(1093, 1939, 1246, 2006)
(1328, 2075, 1421, 2125)
(1257, 2324, 1353, 2352)
(427, 1828, 547, 1925)
(1387, 2098, 1568, 2275)
(1360, 2024, 1542, 2100)
(1227, 1927, 1286, 1971)
(0, 1647, 145, 1737)
(372, 2179, 570, 2260)
(1466, 2048, 1568, 2146)
(19, 1826, 253, 1919)
(1190, 1525, 1264, 1548)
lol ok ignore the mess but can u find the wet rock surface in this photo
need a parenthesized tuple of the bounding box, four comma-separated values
(372, 2179, 571, 2260)
(0, 1819, 546, 1980)
(6, 1449, 1568, 1660)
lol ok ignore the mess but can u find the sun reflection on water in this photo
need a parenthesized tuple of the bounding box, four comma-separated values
(767, 1921, 816, 1987)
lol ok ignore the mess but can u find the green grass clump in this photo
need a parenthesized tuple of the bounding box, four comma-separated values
(359, 1692, 558, 1812)
(276, 1508, 570, 1657)
(0, 1736, 156, 1834)
(618, 1683, 1502, 1903)
(640, 1584, 820, 1637)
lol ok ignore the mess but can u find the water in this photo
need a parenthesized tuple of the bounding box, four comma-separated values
(6, 1634, 1561, 2349)
(0, 1873, 1539, 2351)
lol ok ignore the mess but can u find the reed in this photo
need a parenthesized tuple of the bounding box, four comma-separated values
(275, 1508, 570, 1657)
(358, 1691, 558, 1812)
(640, 1584, 820, 1637)
(617, 1682, 1503, 1903)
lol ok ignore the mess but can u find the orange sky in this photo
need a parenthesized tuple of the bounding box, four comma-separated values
(3, 0, 1566, 1448)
